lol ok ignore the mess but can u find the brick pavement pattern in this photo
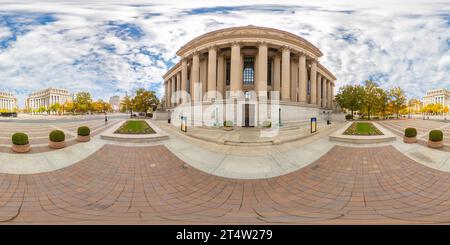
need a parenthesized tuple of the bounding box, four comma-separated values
(2, 144, 450, 224)
(378, 119, 450, 151)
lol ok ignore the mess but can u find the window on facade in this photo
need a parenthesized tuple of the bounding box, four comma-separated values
(267, 58, 272, 86)
(243, 57, 254, 85)
(225, 59, 231, 86)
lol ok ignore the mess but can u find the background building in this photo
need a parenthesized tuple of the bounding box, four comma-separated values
(162, 25, 336, 126)
(0, 91, 17, 112)
(26, 87, 72, 114)
(109, 95, 120, 112)
(423, 88, 450, 108)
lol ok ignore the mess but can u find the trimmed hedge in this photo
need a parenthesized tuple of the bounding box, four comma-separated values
(224, 120, 233, 127)
(404, 128, 417, 138)
(429, 130, 443, 142)
(12, 132, 29, 145)
(49, 130, 65, 142)
(77, 126, 90, 136)
(262, 120, 272, 128)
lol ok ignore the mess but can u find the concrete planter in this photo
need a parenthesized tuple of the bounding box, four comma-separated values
(49, 140, 66, 149)
(12, 143, 31, 153)
(77, 135, 90, 142)
(428, 140, 444, 149)
(403, 136, 417, 143)
(224, 126, 234, 131)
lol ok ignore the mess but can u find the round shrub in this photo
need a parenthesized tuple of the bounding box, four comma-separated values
(12, 133, 29, 145)
(77, 126, 90, 136)
(49, 130, 65, 142)
(262, 120, 272, 128)
(404, 128, 417, 138)
(224, 120, 233, 127)
(429, 130, 443, 142)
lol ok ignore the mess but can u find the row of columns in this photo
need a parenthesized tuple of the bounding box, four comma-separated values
(165, 43, 334, 109)
(28, 95, 64, 110)
(0, 98, 15, 110)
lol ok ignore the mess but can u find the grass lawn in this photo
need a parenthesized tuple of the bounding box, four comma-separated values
(114, 120, 156, 134)
(343, 122, 383, 136)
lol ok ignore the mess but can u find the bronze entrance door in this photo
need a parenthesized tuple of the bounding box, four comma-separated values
(243, 104, 255, 127)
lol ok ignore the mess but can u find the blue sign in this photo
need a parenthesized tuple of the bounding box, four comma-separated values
(311, 117, 317, 133)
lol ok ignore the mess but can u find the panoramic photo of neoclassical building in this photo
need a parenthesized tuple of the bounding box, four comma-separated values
(163, 25, 336, 127)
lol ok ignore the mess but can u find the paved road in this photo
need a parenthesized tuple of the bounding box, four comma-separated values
(2, 144, 450, 224)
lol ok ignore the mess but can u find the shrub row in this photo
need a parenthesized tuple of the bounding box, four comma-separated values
(404, 127, 444, 141)
(11, 126, 91, 145)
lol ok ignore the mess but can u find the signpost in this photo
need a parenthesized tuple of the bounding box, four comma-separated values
(311, 117, 317, 133)
(181, 116, 187, 132)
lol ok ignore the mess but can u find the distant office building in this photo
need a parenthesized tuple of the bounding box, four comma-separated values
(0, 91, 17, 111)
(26, 87, 72, 113)
(423, 88, 450, 108)
(407, 99, 423, 114)
(109, 95, 120, 112)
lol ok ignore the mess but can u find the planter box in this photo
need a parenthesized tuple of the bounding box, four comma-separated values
(49, 140, 66, 149)
(12, 144, 31, 153)
(77, 135, 90, 142)
(224, 126, 234, 131)
(428, 140, 444, 149)
(403, 136, 417, 143)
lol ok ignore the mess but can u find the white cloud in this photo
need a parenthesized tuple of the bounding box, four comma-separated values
(0, 0, 449, 106)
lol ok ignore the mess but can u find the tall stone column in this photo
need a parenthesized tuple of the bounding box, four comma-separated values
(273, 55, 281, 93)
(217, 54, 224, 99)
(191, 52, 200, 102)
(207, 46, 217, 100)
(165, 80, 169, 107)
(310, 60, 317, 104)
(257, 42, 268, 98)
(331, 83, 334, 109)
(230, 42, 241, 95)
(176, 73, 181, 104)
(172, 76, 176, 106)
(298, 54, 307, 103)
(317, 73, 322, 107)
(181, 58, 188, 102)
(281, 46, 290, 101)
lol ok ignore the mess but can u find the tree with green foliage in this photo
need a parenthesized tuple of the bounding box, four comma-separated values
(335, 84, 364, 117)
(131, 88, 159, 113)
(74, 92, 93, 114)
(389, 86, 407, 119)
(361, 80, 383, 120)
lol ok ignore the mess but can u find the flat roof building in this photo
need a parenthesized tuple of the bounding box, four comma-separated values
(0, 91, 17, 112)
(423, 88, 450, 108)
(162, 25, 336, 127)
(26, 87, 72, 113)
(109, 95, 120, 112)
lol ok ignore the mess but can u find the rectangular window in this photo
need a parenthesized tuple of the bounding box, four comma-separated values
(267, 58, 272, 86)
(225, 59, 231, 86)
(243, 57, 254, 85)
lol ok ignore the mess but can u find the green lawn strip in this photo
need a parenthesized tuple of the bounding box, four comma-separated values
(343, 122, 383, 136)
(114, 120, 156, 134)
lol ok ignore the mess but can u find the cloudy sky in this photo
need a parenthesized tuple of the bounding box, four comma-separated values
(0, 0, 449, 106)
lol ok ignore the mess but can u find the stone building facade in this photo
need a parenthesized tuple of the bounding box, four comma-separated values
(163, 26, 337, 126)
(0, 92, 17, 111)
(26, 87, 72, 113)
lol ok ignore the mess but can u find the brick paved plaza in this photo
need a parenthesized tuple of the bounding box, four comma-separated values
(0, 142, 450, 224)
(1, 142, 450, 224)
(379, 119, 450, 151)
